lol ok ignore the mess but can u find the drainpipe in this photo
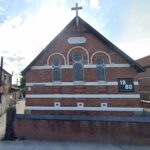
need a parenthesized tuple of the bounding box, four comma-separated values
(0, 56, 3, 103)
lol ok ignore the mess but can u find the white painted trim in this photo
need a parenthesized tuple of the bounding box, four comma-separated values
(91, 51, 111, 64)
(67, 46, 89, 64)
(26, 81, 139, 86)
(141, 100, 150, 103)
(31, 64, 130, 70)
(47, 53, 66, 65)
(105, 64, 130, 67)
(26, 94, 140, 99)
(25, 106, 143, 112)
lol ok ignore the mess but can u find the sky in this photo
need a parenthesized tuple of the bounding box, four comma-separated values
(0, 0, 150, 84)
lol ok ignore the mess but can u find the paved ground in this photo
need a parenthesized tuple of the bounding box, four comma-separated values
(0, 113, 6, 139)
(0, 140, 150, 150)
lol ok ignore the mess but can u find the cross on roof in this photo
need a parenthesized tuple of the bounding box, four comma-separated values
(71, 3, 83, 27)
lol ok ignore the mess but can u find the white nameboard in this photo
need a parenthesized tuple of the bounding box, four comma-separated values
(68, 37, 86, 44)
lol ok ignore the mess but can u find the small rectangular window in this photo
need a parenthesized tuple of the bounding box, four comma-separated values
(28, 87, 31, 91)
(77, 102, 84, 107)
(101, 102, 107, 108)
(54, 102, 60, 107)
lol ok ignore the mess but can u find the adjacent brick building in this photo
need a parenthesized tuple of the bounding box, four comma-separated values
(0, 68, 12, 95)
(136, 55, 150, 94)
(22, 16, 144, 116)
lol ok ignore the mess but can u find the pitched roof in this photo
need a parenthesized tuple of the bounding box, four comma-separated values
(136, 55, 150, 68)
(0, 67, 12, 76)
(22, 17, 144, 74)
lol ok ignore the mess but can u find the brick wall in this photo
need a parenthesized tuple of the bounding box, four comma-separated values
(24, 19, 141, 115)
(14, 115, 150, 144)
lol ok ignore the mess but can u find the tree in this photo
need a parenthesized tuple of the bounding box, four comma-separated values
(19, 76, 25, 88)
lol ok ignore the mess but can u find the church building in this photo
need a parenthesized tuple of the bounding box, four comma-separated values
(22, 4, 144, 116)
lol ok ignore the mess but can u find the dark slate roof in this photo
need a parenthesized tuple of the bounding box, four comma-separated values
(22, 17, 144, 75)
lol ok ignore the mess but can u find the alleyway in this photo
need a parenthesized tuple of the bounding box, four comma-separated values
(0, 99, 25, 139)
(0, 113, 6, 139)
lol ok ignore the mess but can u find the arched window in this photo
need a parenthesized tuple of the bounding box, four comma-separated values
(96, 57, 106, 81)
(73, 53, 84, 81)
(52, 59, 61, 82)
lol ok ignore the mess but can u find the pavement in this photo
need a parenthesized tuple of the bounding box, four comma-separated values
(0, 140, 150, 150)
(0, 113, 6, 139)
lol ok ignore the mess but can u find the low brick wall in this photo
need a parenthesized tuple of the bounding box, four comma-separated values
(14, 115, 150, 144)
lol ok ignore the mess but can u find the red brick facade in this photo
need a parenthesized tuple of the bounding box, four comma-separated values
(22, 17, 144, 116)
(137, 55, 150, 94)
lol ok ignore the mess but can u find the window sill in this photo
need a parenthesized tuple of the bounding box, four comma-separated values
(73, 81, 85, 85)
(52, 81, 62, 85)
(97, 81, 107, 85)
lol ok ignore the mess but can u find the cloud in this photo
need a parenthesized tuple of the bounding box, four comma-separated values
(6, 56, 25, 62)
(0, 1, 73, 83)
(0, 6, 4, 11)
(0, 6, 4, 15)
(117, 38, 150, 59)
(90, 0, 101, 10)
(78, 0, 87, 7)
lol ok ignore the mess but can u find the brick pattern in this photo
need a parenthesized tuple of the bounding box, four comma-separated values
(25, 98, 141, 107)
(14, 118, 150, 144)
(25, 20, 141, 115)
(137, 56, 150, 93)
(26, 85, 139, 94)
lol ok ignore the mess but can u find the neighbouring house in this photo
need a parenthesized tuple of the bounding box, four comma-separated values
(0, 68, 12, 95)
(22, 16, 144, 116)
(136, 55, 150, 94)
(0, 67, 20, 115)
(0, 68, 12, 115)
(136, 55, 150, 104)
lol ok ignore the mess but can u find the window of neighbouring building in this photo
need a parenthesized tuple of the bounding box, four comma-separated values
(73, 52, 84, 81)
(52, 59, 61, 82)
(96, 57, 106, 81)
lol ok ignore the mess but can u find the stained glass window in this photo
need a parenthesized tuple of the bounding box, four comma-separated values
(52, 59, 61, 81)
(96, 57, 105, 81)
(73, 53, 84, 81)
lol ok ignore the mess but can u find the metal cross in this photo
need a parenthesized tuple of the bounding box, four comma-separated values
(71, 3, 83, 27)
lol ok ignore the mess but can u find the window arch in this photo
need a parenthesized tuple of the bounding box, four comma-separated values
(96, 57, 106, 81)
(52, 59, 61, 82)
(73, 53, 84, 81)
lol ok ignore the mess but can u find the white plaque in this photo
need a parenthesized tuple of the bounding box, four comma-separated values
(68, 37, 86, 44)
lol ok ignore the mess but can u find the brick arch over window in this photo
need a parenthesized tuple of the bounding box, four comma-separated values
(47, 53, 66, 65)
(67, 46, 89, 65)
(91, 51, 111, 64)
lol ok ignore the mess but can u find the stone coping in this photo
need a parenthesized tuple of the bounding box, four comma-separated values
(15, 114, 150, 123)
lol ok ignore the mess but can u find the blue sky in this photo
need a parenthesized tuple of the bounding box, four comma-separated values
(0, 0, 150, 83)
